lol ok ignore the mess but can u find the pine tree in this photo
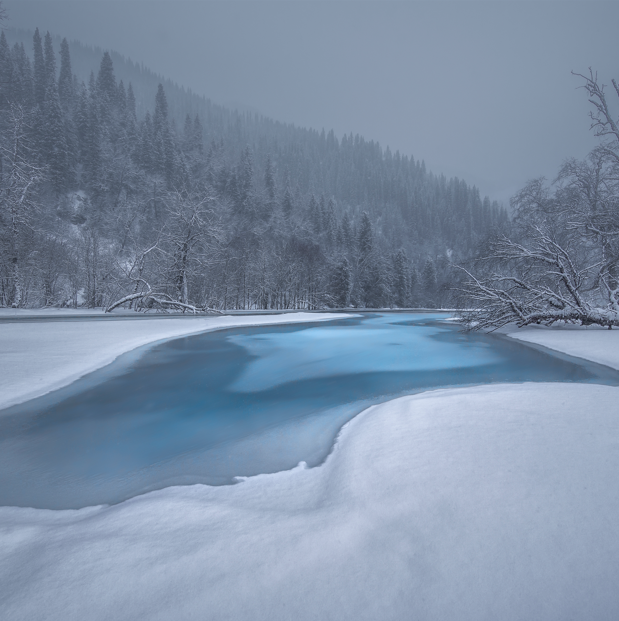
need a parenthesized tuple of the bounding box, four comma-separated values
(125, 82, 138, 156)
(43, 32, 56, 88)
(331, 257, 351, 307)
(182, 114, 193, 152)
(138, 112, 154, 172)
(96, 51, 116, 102)
(325, 198, 337, 248)
(410, 265, 420, 305)
(422, 257, 437, 296)
(282, 185, 294, 219)
(58, 38, 74, 111)
(264, 155, 276, 202)
(358, 211, 373, 261)
(11, 43, 33, 108)
(96, 52, 117, 132)
(126, 82, 137, 118)
(32, 28, 46, 107)
(341, 211, 353, 252)
(393, 249, 408, 307)
(0, 31, 13, 109)
(192, 115, 203, 153)
(153, 83, 168, 135)
(76, 82, 88, 155)
(163, 125, 176, 188)
(308, 194, 320, 233)
(83, 78, 102, 191)
(362, 259, 388, 308)
(43, 83, 70, 194)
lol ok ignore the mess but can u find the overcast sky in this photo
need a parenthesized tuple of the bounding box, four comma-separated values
(4, 0, 619, 203)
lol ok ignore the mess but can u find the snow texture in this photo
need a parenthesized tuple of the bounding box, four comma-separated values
(0, 311, 347, 412)
(0, 320, 618, 620)
(507, 324, 619, 371)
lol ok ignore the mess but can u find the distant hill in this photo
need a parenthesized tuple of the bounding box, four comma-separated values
(1, 26, 508, 310)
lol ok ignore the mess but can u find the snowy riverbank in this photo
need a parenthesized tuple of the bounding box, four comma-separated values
(1, 319, 618, 620)
(506, 323, 619, 370)
(0, 311, 349, 412)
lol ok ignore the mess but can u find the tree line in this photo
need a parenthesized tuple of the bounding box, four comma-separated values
(0, 26, 507, 311)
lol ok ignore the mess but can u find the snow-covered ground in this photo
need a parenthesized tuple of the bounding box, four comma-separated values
(0, 311, 347, 412)
(507, 323, 619, 370)
(1, 319, 618, 620)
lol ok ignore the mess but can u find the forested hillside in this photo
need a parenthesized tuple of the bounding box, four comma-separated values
(0, 27, 507, 310)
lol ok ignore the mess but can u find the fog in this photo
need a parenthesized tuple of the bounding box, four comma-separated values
(4, 0, 619, 203)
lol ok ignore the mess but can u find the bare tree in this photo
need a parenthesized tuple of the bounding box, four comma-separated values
(0, 105, 44, 307)
(457, 69, 619, 330)
(573, 68, 619, 166)
(105, 188, 224, 313)
(456, 225, 618, 330)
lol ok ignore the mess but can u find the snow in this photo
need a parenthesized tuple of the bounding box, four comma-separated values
(0, 312, 348, 412)
(507, 324, 619, 371)
(1, 319, 618, 620)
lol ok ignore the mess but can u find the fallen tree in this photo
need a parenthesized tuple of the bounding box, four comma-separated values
(456, 228, 619, 330)
(457, 69, 619, 331)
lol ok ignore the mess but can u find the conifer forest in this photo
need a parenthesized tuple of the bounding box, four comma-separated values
(0, 28, 507, 311)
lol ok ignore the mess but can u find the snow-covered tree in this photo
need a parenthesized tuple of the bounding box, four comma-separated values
(330, 257, 351, 307)
(458, 69, 619, 330)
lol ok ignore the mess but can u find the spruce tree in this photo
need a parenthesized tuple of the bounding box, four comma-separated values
(32, 28, 46, 107)
(125, 83, 138, 156)
(76, 83, 89, 159)
(182, 114, 193, 152)
(11, 43, 34, 108)
(139, 112, 154, 172)
(341, 211, 353, 252)
(282, 185, 293, 219)
(325, 198, 337, 248)
(163, 126, 176, 188)
(308, 194, 320, 233)
(362, 260, 388, 308)
(43, 32, 56, 88)
(84, 81, 102, 191)
(95, 53, 118, 144)
(331, 257, 351, 307)
(410, 266, 420, 305)
(422, 257, 437, 300)
(153, 83, 168, 135)
(96, 52, 116, 102)
(58, 38, 74, 111)
(192, 115, 203, 153)
(237, 146, 253, 209)
(264, 155, 276, 202)
(43, 83, 69, 194)
(117, 80, 127, 114)
(393, 249, 408, 307)
(0, 31, 13, 109)
(126, 82, 137, 118)
(358, 211, 373, 261)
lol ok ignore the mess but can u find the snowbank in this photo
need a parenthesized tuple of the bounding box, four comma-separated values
(507, 324, 619, 371)
(1, 317, 619, 620)
(1, 383, 618, 620)
(0, 312, 347, 412)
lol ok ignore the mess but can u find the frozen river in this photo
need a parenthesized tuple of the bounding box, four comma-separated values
(1, 312, 617, 509)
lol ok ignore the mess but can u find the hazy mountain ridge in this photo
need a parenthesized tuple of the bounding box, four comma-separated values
(0, 25, 507, 310)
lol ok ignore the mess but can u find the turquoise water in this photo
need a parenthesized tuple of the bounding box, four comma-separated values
(0, 313, 617, 509)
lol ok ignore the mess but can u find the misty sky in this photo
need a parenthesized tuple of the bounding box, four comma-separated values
(4, 0, 619, 203)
